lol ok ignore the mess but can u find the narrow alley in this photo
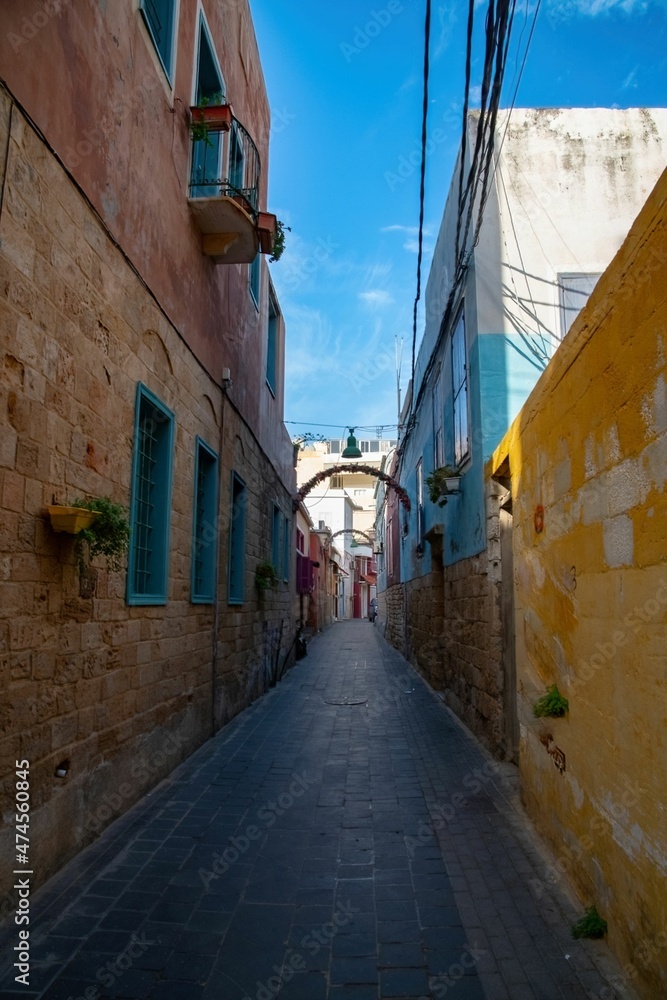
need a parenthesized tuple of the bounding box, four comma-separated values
(0, 622, 632, 1000)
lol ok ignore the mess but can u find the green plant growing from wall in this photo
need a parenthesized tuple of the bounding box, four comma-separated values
(269, 219, 290, 263)
(73, 497, 130, 572)
(255, 561, 279, 592)
(533, 684, 569, 718)
(571, 906, 607, 939)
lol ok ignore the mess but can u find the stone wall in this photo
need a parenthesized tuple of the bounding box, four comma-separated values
(0, 94, 295, 901)
(380, 478, 507, 757)
(378, 582, 405, 653)
(440, 546, 503, 754)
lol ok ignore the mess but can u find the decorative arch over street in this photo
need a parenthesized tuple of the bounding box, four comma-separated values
(330, 528, 375, 547)
(295, 463, 411, 512)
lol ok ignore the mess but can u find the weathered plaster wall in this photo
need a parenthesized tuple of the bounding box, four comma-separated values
(0, 0, 290, 468)
(478, 107, 667, 460)
(0, 95, 294, 899)
(491, 168, 667, 998)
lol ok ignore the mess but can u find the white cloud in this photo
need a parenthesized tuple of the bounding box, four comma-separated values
(621, 66, 639, 89)
(359, 290, 393, 307)
(403, 230, 435, 255)
(381, 224, 419, 235)
(434, 1, 458, 58)
(397, 75, 418, 95)
(545, 0, 649, 20)
(283, 305, 341, 384)
(363, 261, 393, 285)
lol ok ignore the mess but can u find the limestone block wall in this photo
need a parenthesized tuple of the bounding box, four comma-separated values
(405, 570, 444, 687)
(379, 582, 405, 653)
(440, 535, 504, 754)
(380, 477, 507, 757)
(0, 93, 295, 899)
(491, 168, 667, 998)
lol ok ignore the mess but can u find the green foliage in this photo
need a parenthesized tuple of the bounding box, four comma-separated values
(533, 684, 569, 718)
(190, 92, 224, 147)
(269, 219, 290, 263)
(425, 465, 460, 507)
(293, 432, 327, 451)
(572, 906, 607, 939)
(255, 561, 279, 592)
(73, 497, 130, 571)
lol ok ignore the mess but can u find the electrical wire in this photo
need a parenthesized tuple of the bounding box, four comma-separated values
(401, 0, 536, 453)
(409, 0, 433, 420)
(285, 421, 399, 431)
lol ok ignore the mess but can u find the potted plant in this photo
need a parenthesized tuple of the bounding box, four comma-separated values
(189, 93, 231, 146)
(267, 219, 290, 262)
(72, 497, 130, 572)
(257, 212, 277, 255)
(255, 561, 279, 592)
(426, 465, 462, 507)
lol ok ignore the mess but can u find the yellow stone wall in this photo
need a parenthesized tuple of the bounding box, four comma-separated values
(490, 168, 667, 998)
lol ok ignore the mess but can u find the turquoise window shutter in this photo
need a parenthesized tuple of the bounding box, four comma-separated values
(191, 438, 219, 603)
(282, 514, 290, 581)
(271, 503, 281, 570)
(140, 0, 177, 80)
(228, 472, 246, 604)
(127, 383, 175, 605)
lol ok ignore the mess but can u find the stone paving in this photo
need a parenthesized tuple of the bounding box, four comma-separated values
(0, 620, 636, 1000)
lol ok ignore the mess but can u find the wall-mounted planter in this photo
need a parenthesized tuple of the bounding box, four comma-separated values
(189, 103, 233, 134)
(427, 467, 463, 507)
(47, 506, 100, 534)
(257, 212, 277, 255)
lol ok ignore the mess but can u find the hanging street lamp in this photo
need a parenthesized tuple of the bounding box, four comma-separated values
(341, 427, 362, 459)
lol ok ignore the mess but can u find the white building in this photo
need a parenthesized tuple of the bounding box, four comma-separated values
(382, 106, 667, 754)
(296, 436, 396, 618)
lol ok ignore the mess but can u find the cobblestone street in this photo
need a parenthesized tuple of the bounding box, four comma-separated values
(0, 621, 634, 1000)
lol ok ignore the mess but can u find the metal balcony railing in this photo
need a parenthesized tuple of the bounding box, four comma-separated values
(189, 113, 261, 219)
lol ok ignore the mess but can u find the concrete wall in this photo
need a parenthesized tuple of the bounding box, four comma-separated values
(0, 81, 294, 897)
(490, 167, 667, 998)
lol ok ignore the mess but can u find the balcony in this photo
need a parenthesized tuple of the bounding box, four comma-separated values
(187, 105, 277, 265)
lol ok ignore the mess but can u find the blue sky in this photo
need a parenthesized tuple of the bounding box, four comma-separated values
(252, 0, 667, 442)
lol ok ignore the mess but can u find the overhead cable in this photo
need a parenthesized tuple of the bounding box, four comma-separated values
(408, 0, 433, 420)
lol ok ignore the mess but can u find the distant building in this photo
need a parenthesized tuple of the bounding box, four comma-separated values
(297, 437, 395, 619)
(0, 0, 294, 895)
(380, 107, 667, 754)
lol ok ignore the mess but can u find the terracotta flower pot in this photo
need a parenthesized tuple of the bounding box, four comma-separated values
(257, 212, 277, 254)
(189, 103, 233, 133)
